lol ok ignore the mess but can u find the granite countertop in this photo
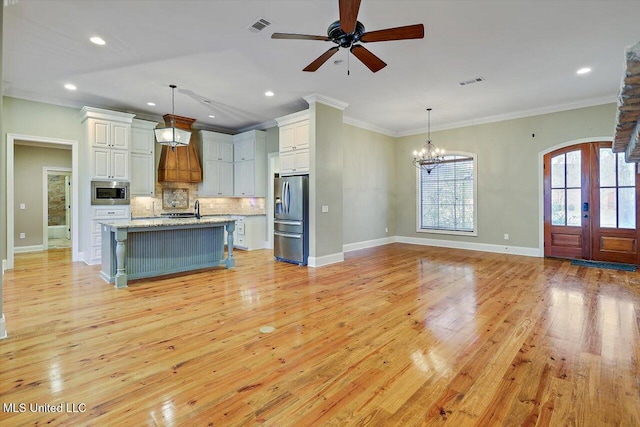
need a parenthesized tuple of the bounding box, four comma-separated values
(101, 216, 236, 229)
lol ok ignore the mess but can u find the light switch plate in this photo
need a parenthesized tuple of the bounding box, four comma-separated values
(322, 205, 329, 213)
(19, 203, 26, 210)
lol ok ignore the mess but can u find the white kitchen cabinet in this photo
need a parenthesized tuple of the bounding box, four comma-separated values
(89, 206, 130, 265)
(232, 130, 266, 197)
(130, 119, 157, 196)
(280, 150, 309, 175)
(279, 120, 309, 152)
(276, 112, 309, 176)
(199, 130, 234, 197)
(225, 215, 266, 250)
(233, 161, 254, 196)
(92, 147, 129, 180)
(84, 113, 132, 180)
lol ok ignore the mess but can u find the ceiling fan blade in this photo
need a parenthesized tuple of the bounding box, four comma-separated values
(350, 45, 387, 73)
(303, 47, 340, 72)
(360, 24, 425, 43)
(339, 0, 361, 33)
(272, 33, 330, 41)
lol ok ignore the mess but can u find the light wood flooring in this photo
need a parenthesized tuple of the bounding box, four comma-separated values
(0, 244, 639, 426)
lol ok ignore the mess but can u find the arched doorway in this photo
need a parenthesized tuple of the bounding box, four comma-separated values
(543, 141, 639, 264)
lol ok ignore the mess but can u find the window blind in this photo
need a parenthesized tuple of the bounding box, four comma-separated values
(420, 155, 475, 232)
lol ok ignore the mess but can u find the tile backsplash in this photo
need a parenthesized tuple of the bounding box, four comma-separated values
(131, 183, 265, 217)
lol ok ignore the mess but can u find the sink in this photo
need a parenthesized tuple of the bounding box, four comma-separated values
(161, 212, 197, 218)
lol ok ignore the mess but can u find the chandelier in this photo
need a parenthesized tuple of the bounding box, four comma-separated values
(154, 84, 191, 149)
(412, 108, 444, 174)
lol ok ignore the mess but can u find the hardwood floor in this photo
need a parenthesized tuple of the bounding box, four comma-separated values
(1, 244, 639, 426)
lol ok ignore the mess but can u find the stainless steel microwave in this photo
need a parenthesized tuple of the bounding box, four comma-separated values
(91, 180, 130, 205)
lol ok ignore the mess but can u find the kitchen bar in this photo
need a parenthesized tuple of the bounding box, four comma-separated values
(99, 217, 236, 288)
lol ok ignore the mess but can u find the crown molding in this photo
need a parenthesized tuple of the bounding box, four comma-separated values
(275, 109, 310, 126)
(303, 93, 349, 111)
(397, 96, 617, 137)
(342, 116, 397, 137)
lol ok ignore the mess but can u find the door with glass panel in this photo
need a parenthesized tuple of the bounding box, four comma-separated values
(544, 142, 639, 264)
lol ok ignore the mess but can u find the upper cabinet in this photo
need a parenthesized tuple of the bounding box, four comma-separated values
(81, 107, 135, 181)
(276, 110, 310, 176)
(130, 119, 157, 196)
(233, 130, 266, 197)
(199, 130, 234, 197)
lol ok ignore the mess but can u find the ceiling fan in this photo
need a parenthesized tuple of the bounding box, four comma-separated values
(271, 0, 424, 73)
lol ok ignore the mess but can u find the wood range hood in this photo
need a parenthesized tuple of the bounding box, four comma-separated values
(157, 114, 203, 183)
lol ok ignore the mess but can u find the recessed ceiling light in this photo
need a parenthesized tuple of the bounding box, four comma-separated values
(576, 67, 591, 75)
(265, 90, 275, 97)
(89, 36, 106, 46)
(64, 83, 77, 91)
(147, 102, 156, 106)
(208, 115, 215, 118)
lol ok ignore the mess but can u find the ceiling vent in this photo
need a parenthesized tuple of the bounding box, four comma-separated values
(248, 17, 272, 33)
(458, 77, 485, 86)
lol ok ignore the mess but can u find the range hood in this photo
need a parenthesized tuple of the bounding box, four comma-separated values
(157, 114, 203, 183)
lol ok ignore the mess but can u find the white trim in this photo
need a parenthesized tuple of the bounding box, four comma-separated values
(267, 152, 279, 250)
(275, 110, 310, 127)
(303, 94, 349, 111)
(0, 314, 6, 340)
(398, 96, 616, 137)
(308, 252, 344, 267)
(343, 237, 396, 253)
(537, 136, 614, 258)
(79, 106, 135, 123)
(14, 245, 45, 253)
(342, 116, 396, 137)
(396, 236, 540, 258)
(7, 134, 80, 269)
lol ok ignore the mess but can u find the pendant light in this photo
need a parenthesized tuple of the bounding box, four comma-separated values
(412, 108, 444, 174)
(154, 84, 191, 149)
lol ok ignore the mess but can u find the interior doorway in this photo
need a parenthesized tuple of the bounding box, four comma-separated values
(43, 168, 72, 250)
(543, 141, 639, 264)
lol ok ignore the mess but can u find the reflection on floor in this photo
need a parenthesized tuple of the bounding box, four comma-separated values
(48, 237, 71, 249)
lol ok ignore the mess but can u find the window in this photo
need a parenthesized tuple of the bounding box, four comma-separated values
(417, 153, 477, 235)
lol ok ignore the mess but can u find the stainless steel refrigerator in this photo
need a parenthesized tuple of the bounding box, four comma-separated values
(274, 175, 309, 265)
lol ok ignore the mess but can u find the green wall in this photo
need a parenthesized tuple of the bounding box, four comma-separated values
(2, 97, 83, 143)
(343, 124, 396, 245)
(310, 102, 345, 258)
(395, 103, 617, 249)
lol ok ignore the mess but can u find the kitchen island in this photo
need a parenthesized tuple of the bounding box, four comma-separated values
(99, 217, 236, 288)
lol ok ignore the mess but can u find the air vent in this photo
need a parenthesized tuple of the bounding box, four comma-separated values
(248, 17, 272, 33)
(458, 77, 485, 86)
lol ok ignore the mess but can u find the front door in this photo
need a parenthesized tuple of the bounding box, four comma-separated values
(544, 142, 640, 264)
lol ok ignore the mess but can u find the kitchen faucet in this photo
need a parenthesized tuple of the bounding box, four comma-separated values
(194, 199, 201, 219)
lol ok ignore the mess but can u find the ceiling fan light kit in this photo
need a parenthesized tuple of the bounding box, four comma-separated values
(154, 84, 192, 149)
(272, 0, 424, 73)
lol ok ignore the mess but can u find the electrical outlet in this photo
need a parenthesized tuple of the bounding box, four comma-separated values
(504, 233, 509, 240)
(385, 227, 388, 233)
(19, 203, 26, 210)
(19, 233, 26, 239)
(322, 205, 329, 213)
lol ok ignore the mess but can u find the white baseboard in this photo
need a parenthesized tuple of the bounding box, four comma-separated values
(308, 252, 345, 268)
(2, 259, 6, 273)
(343, 236, 396, 253)
(14, 245, 45, 254)
(396, 236, 540, 257)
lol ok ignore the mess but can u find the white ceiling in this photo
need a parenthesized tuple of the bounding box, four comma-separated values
(3, 0, 640, 135)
